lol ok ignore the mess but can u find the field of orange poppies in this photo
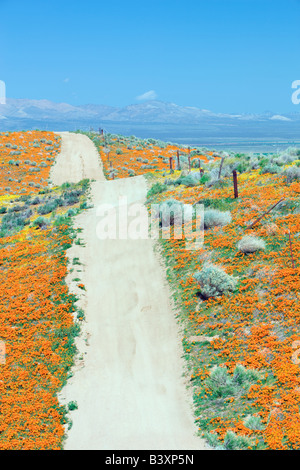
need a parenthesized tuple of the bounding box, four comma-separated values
(1, 129, 300, 450)
(154, 173, 300, 450)
(0, 131, 89, 449)
(81, 131, 214, 179)
(90, 131, 300, 450)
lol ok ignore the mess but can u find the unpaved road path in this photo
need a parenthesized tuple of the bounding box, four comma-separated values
(51, 132, 207, 450)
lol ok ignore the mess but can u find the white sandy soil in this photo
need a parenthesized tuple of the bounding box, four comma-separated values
(51, 132, 207, 450)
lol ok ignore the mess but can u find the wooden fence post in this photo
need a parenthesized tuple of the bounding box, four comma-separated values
(177, 150, 180, 170)
(169, 156, 173, 172)
(218, 157, 225, 179)
(233, 170, 238, 198)
(246, 198, 285, 230)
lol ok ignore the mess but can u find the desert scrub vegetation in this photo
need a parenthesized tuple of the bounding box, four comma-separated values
(205, 364, 261, 399)
(0, 131, 61, 196)
(0, 181, 88, 238)
(204, 208, 232, 229)
(194, 263, 238, 298)
(144, 140, 300, 450)
(175, 171, 201, 187)
(158, 199, 184, 228)
(156, 198, 193, 229)
(237, 235, 266, 254)
(147, 181, 168, 198)
(80, 130, 215, 180)
(0, 175, 91, 449)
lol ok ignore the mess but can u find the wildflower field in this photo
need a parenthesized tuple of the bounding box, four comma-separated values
(91, 131, 300, 450)
(0, 131, 89, 449)
(1, 128, 300, 450)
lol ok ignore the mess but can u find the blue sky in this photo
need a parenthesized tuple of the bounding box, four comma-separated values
(1, 0, 300, 113)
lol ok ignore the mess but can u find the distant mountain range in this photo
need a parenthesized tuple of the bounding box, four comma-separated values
(1, 98, 300, 151)
(1, 98, 299, 125)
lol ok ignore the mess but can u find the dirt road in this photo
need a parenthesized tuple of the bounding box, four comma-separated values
(51, 132, 206, 450)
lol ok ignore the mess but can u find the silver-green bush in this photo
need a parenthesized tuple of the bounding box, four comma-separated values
(204, 209, 232, 229)
(237, 235, 266, 254)
(283, 166, 300, 183)
(194, 263, 237, 298)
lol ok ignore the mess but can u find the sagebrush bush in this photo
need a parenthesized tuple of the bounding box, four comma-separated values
(233, 363, 260, 385)
(224, 431, 252, 450)
(194, 263, 237, 298)
(147, 182, 168, 198)
(205, 364, 260, 399)
(31, 216, 49, 229)
(204, 209, 232, 229)
(176, 172, 200, 187)
(260, 163, 281, 175)
(1, 208, 32, 232)
(159, 199, 184, 228)
(204, 432, 221, 449)
(237, 235, 266, 254)
(31, 197, 41, 205)
(283, 165, 300, 183)
(205, 366, 237, 398)
(37, 200, 59, 215)
(244, 415, 264, 431)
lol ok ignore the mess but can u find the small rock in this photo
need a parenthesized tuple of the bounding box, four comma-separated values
(188, 335, 220, 343)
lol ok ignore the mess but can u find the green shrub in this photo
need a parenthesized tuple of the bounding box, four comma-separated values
(61, 190, 81, 205)
(37, 200, 58, 215)
(200, 174, 210, 184)
(224, 431, 252, 450)
(1, 209, 32, 233)
(235, 161, 249, 173)
(176, 172, 200, 187)
(260, 163, 281, 175)
(128, 169, 135, 177)
(204, 432, 222, 449)
(158, 199, 191, 228)
(244, 415, 265, 431)
(237, 235, 266, 254)
(8, 204, 25, 213)
(206, 364, 260, 399)
(204, 209, 231, 229)
(283, 166, 300, 183)
(194, 263, 237, 298)
(67, 401, 78, 411)
(206, 366, 237, 398)
(147, 182, 168, 198)
(233, 363, 260, 385)
(258, 157, 269, 168)
(31, 197, 41, 205)
(31, 217, 49, 229)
